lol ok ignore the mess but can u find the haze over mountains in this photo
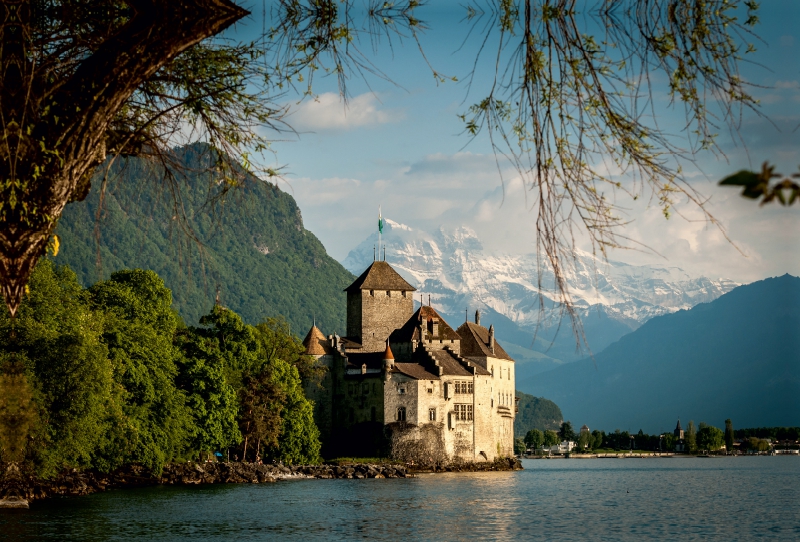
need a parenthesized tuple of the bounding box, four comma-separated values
(521, 274, 800, 433)
(342, 218, 739, 375)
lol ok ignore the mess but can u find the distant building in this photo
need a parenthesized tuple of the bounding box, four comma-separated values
(674, 419, 686, 452)
(580, 424, 590, 435)
(303, 260, 516, 461)
(542, 440, 575, 454)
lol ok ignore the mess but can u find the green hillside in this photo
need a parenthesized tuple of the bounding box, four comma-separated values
(55, 144, 355, 334)
(514, 392, 563, 436)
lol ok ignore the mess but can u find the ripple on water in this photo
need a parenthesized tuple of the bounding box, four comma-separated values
(1, 458, 798, 541)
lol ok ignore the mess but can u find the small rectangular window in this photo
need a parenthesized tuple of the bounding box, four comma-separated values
(399, 387, 406, 395)
(468, 382, 474, 394)
(429, 408, 436, 421)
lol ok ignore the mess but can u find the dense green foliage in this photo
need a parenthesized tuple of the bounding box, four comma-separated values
(686, 421, 697, 453)
(523, 429, 543, 450)
(697, 423, 725, 453)
(56, 143, 355, 334)
(513, 391, 562, 437)
(0, 260, 322, 477)
(734, 427, 800, 441)
(725, 419, 734, 451)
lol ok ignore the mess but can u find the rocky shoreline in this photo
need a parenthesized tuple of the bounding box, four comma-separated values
(1, 457, 522, 506)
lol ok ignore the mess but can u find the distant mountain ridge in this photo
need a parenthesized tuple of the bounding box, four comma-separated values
(342, 219, 738, 367)
(56, 144, 355, 333)
(519, 274, 800, 433)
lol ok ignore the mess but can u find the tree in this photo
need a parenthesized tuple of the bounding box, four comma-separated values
(663, 432, 675, 452)
(89, 269, 193, 473)
(186, 304, 321, 464)
(543, 429, 559, 448)
(0, 0, 764, 328)
(0, 260, 117, 477)
(697, 423, 725, 454)
(514, 438, 526, 456)
(559, 421, 576, 442)
(725, 419, 735, 453)
(591, 430, 604, 450)
(576, 431, 592, 452)
(685, 421, 697, 453)
(0, 0, 251, 314)
(524, 428, 544, 451)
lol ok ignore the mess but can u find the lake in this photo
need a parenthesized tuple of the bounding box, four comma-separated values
(2, 457, 798, 541)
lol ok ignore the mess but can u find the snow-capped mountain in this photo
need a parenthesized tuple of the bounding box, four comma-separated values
(342, 219, 739, 362)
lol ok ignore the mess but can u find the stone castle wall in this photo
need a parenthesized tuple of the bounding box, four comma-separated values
(358, 289, 413, 351)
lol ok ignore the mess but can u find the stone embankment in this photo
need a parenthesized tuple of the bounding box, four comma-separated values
(4, 457, 521, 504)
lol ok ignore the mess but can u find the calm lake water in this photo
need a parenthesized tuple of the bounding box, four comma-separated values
(2, 457, 798, 541)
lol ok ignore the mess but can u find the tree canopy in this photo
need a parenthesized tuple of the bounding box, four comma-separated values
(0, 260, 322, 475)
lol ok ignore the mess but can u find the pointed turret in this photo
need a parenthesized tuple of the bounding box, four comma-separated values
(303, 325, 332, 356)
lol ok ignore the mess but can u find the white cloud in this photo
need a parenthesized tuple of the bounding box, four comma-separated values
(285, 92, 404, 132)
(774, 80, 800, 90)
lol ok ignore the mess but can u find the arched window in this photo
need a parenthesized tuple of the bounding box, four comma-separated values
(397, 407, 406, 422)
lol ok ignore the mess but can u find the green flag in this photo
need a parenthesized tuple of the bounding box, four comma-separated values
(378, 207, 383, 234)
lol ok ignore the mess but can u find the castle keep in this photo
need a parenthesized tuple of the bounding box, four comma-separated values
(303, 260, 516, 460)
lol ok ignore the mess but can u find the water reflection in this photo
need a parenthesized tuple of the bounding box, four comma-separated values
(1, 458, 798, 541)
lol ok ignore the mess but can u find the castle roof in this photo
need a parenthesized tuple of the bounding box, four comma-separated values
(344, 261, 416, 293)
(344, 351, 385, 372)
(393, 362, 440, 380)
(675, 419, 683, 432)
(302, 325, 332, 356)
(390, 305, 461, 343)
(383, 343, 395, 360)
(456, 321, 514, 361)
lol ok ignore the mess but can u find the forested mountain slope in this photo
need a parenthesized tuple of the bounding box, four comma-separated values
(519, 275, 800, 433)
(514, 392, 563, 436)
(56, 144, 354, 333)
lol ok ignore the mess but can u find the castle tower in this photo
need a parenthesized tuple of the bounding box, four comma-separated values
(344, 261, 415, 351)
(302, 324, 335, 446)
(674, 419, 684, 440)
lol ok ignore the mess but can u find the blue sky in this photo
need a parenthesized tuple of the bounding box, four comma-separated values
(230, 1, 799, 283)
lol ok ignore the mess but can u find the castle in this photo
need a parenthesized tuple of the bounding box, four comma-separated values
(303, 260, 517, 460)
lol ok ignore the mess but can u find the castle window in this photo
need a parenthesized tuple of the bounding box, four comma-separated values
(386, 290, 391, 297)
(397, 407, 406, 422)
(398, 387, 406, 394)
(455, 381, 462, 394)
(370, 290, 374, 296)
(429, 408, 436, 421)
(455, 404, 473, 421)
(427, 388, 433, 394)
(402, 291, 407, 298)
(468, 382, 474, 394)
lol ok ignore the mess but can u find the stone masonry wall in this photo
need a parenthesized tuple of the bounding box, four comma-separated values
(360, 290, 414, 351)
